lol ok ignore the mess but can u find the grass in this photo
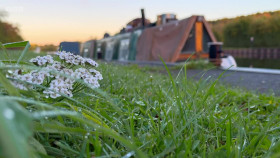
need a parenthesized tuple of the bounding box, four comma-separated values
(0, 47, 280, 157)
(0, 50, 47, 62)
(140, 59, 215, 73)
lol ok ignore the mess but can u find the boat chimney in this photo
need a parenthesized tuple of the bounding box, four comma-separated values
(141, 8, 146, 28)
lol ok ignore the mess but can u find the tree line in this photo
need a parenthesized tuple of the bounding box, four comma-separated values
(209, 10, 280, 48)
(0, 11, 58, 52)
(0, 12, 23, 43)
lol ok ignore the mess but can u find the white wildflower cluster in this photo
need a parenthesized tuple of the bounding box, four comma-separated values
(7, 69, 47, 90)
(89, 69, 103, 80)
(6, 51, 102, 99)
(30, 70, 47, 84)
(43, 77, 74, 98)
(74, 68, 101, 88)
(56, 51, 98, 67)
(29, 55, 54, 66)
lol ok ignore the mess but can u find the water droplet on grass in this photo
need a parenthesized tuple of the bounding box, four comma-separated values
(123, 151, 135, 158)
(3, 108, 15, 120)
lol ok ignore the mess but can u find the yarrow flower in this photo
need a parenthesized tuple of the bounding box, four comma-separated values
(10, 81, 28, 90)
(74, 68, 101, 88)
(43, 78, 73, 98)
(86, 58, 98, 67)
(30, 71, 46, 85)
(55, 51, 99, 67)
(7, 69, 30, 90)
(7, 51, 102, 98)
(89, 69, 103, 80)
(29, 55, 54, 66)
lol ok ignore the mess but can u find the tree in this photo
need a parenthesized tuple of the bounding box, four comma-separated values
(0, 10, 23, 43)
(210, 10, 280, 48)
(223, 17, 251, 47)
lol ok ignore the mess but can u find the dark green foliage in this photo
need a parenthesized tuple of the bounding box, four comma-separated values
(210, 10, 280, 48)
(223, 18, 252, 47)
(0, 13, 23, 43)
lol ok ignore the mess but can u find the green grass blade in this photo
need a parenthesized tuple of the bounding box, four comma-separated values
(226, 111, 232, 156)
(33, 122, 98, 138)
(3, 41, 30, 48)
(2, 41, 31, 64)
(17, 41, 30, 64)
(159, 57, 177, 95)
(0, 42, 10, 61)
(0, 98, 34, 158)
(0, 71, 20, 97)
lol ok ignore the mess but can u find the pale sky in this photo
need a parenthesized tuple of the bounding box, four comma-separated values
(1, 0, 279, 45)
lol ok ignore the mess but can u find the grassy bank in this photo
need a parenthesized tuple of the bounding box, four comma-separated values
(140, 59, 215, 73)
(0, 50, 280, 157)
(0, 50, 47, 62)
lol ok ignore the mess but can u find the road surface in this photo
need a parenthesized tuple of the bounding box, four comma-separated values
(182, 69, 280, 96)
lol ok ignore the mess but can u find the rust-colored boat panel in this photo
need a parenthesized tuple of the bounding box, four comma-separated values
(195, 22, 203, 53)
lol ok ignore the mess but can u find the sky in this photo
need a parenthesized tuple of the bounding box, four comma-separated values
(1, 0, 280, 45)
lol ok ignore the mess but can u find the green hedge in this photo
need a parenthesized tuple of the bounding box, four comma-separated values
(211, 11, 280, 48)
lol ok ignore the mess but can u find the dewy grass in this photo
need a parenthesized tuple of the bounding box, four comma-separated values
(139, 59, 215, 73)
(0, 46, 280, 157)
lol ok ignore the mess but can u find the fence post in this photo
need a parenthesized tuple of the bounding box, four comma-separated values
(273, 48, 277, 59)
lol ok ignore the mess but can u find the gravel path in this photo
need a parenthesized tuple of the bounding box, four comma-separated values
(182, 69, 280, 96)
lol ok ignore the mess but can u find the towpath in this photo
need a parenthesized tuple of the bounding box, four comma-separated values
(175, 69, 280, 96)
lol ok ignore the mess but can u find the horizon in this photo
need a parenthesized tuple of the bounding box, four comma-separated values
(1, 0, 280, 45)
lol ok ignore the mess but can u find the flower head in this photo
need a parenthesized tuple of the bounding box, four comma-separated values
(9, 52, 102, 98)
(30, 55, 54, 66)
